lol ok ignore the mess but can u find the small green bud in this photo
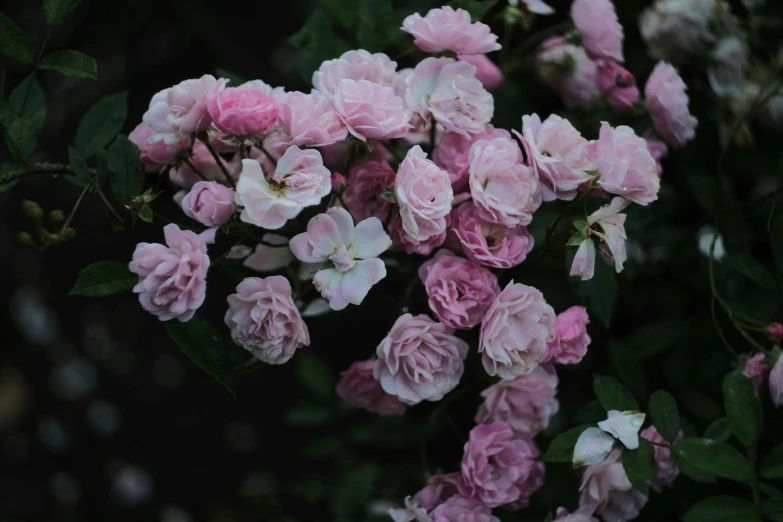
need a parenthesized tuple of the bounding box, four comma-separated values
(16, 231, 34, 246)
(61, 228, 77, 241)
(21, 200, 44, 221)
(49, 210, 65, 223)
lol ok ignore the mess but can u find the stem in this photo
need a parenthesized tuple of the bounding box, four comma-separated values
(94, 185, 125, 224)
(59, 184, 90, 235)
(202, 141, 236, 188)
(182, 158, 209, 182)
(429, 118, 437, 153)
(750, 445, 762, 516)
(529, 212, 567, 264)
(504, 20, 574, 74)
(260, 145, 277, 166)
(0, 163, 77, 184)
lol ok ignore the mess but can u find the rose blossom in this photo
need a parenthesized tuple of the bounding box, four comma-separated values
(570, 197, 631, 280)
(274, 91, 348, 147)
(547, 306, 591, 364)
(244, 233, 293, 273)
(312, 50, 398, 99)
(597, 61, 640, 111)
(475, 365, 559, 438)
(206, 87, 278, 136)
(373, 313, 469, 405)
(181, 181, 235, 227)
(460, 54, 503, 91)
(644, 134, 668, 176)
(343, 160, 396, 223)
(769, 355, 783, 407)
(451, 202, 534, 269)
(537, 38, 600, 109)
(224, 276, 310, 365)
(554, 507, 599, 522)
(169, 142, 241, 188)
(143, 74, 226, 144)
(469, 137, 541, 227)
(770, 323, 783, 341)
(418, 250, 501, 329)
(389, 472, 464, 522)
(638, 0, 718, 65)
(641, 426, 683, 492)
(401, 7, 501, 55)
(744, 353, 769, 389)
(579, 449, 648, 520)
(588, 123, 660, 205)
(480, 281, 556, 379)
(458, 422, 544, 509)
(434, 125, 510, 191)
(644, 62, 698, 148)
(570, 0, 624, 62)
(336, 360, 406, 415)
(395, 145, 454, 242)
(389, 215, 448, 256)
(330, 79, 412, 141)
(431, 496, 500, 522)
(129, 123, 188, 171)
(235, 147, 331, 229)
(129, 224, 215, 322)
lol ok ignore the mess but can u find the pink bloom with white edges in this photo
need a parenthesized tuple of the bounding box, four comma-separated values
(237, 79, 286, 102)
(570, 0, 624, 62)
(181, 181, 235, 227)
(570, 240, 597, 281)
(745, 353, 769, 389)
(431, 496, 500, 522)
(129, 123, 189, 171)
(388, 214, 449, 256)
(434, 125, 511, 192)
(331, 79, 412, 141)
(206, 87, 278, 136)
(641, 426, 683, 492)
(554, 507, 599, 522)
(243, 234, 293, 273)
(644, 134, 668, 177)
(388, 473, 464, 522)
(336, 360, 406, 415)
(537, 38, 600, 110)
(343, 160, 396, 223)
(769, 355, 783, 407)
(597, 61, 640, 112)
(129, 224, 215, 322)
(289, 207, 391, 311)
(312, 50, 399, 99)
(275, 91, 348, 147)
(579, 449, 648, 521)
(451, 202, 535, 269)
(460, 54, 504, 91)
(401, 7, 501, 55)
(547, 306, 591, 364)
(645, 61, 698, 148)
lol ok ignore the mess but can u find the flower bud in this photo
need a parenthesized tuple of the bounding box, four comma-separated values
(21, 200, 44, 221)
(16, 231, 34, 247)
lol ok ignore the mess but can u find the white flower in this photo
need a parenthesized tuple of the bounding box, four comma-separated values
(570, 197, 630, 281)
(697, 226, 726, 261)
(598, 410, 646, 450)
(574, 427, 615, 467)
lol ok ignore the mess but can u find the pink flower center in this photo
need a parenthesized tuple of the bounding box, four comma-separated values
(329, 245, 355, 272)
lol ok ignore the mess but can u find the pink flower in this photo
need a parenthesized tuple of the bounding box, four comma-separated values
(389, 215, 449, 256)
(458, 422, 544, 509)
(331, 172, 346, 194)
(312, 50, 398, 100)
(224, 276, 310, 365)
(469, 137, 541, 227)
(588, 123, 660, 205)
(336, 360, 406, 415)
(401, 7, 501, 55)
(343, 160, 396, 223)
(243, 233, 293, 273)
(395, 145, 454, 242)
(181, 181, 235, 227)
(537, 38, 600, 110)
(451, 202, 535, 269)
(475, 365, 559, 438)
(570, 0, 624, 62)
(143, 75, 226, 144)
(290, 207, 392, 311)
(235, 147, 331, 229)
(434, 125, 511, 191)
(645, 61, 698, 148)
(129, 123, 189, 171)
(745, 353, 769, 389)
(431, 496, 500, 522)
(275, 91, 348, 148)
(521, 114, 593, 201)
(418, 250, 501, 329)
(644, 134, 668, 177)
(460, 54, 503, 91)
(405, 58, 494, 137)
(770, 355, 783, 407)
(579, 449, 647, 521)
(597, 61, 640, 111)
(331, 79, 412, 141)
(373, 313, 469, 405)
(480, 282, 555, 379)
(510, 0, 555, 15)
(570, 240, 597, 281)
(169, 142, 241, 188)
(641, 426, 683, 492)
(129, 224, 215, 322)
(770, 323, 783, 341)
(547, 306, 591, 364)
(554, 507, 599, 522)
(389, 473, 464, 522)
(206, 87, 278, 136)
(571, 197, 631, 280)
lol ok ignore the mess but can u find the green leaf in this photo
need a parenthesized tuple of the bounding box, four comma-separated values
(284, 402, 334, 426)
(74, 91, 128, 158)
(726, 253, 777, 290)
(357, 0, 393, 52)
(681, 496, 760, 522)
(622, 439, 656, 492)
(39, 50, 97, 79)
(449, 0, 498, 21)
(296, 351, 334, 400)
(625, 320, 688, 359)
(43, 0, 83, 26)
(0, 163, 18, 192)
(671, 438, 753, 482)
(0, 13, 34, 63)
(107, 135, 143, 206)
(541, 424, 593, 463)
(67, 146, 93, 188)
(69, 261, 136, 297)
(761, 445, 783, 479)
(164, 317, 236, 394)
(722, 369, 762, 447)
(609, 341, 648, 402)
(569, 253, 617, 327)
(289, 9, 341, 84)
(322, 0, 359, 28)
(331, 464, 380, 519)
(703, 417, 733, 442)
(649, 390, 680, 443)
(592, 374, 638, 412)
(214, 68, 248, 86)
(758, 482, 783, 499)
(763, 497, 783, 522)
(95, 149, 109, 185)
(5, 73, 46, 156)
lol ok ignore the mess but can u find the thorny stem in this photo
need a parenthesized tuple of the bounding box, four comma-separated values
(0, 163, 76, 184)
(202, 141, 236, 189)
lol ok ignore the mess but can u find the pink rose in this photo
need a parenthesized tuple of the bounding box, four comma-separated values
(405, 58, 494, 137)
(312, 50, 398, 100)
(770, 355, 783, 407)
(373, 313, 469, 405)
(235, 147, 331, 229)
(480, 281, 555, 379)
(274, 91, 348, 148)
(644, 134, 668, 177)
(570, 0, 624, 62)
(547, 306, 591, 364)
(319, 139, 394, 172)
(431, 496, 500, 522)
(458, 422, 544, 509)
(597, 61, 640, 112)
(554, 507, 599, 522)
(129, 224, 215, 322)
(521, 114, 593, 201)
(331, 172, 346, 194)
(588, 123, 660, 205)
(336, 360, 406, 415)
(401, 7, 501, 55)
(570, 240, 597, 281)
(206, 87, 278, 136)
(243, 233, 293, 273)
(395, 145, 454, 242)
(469, 137, 541, 227)
(641, 426, 683, 492)
(418, 250, 501, 329)
(770, 323, 783, 341)
(224, 276, 310, 365)
(237, 79, 286, 101)
(388, 214, 448, 256)
(579, 449, 647, 520)
(343, 160, 396, 223)
(645, 61, 698, 148)
(128, 123, 188, 171)
(181, 181, 235, 227)
(389, 472, 464, 522)
(290, 207, 391, 311)
(460, 54, 503, 91)
(744, 353, 769, 389)
(475, 365, 559, 438)
(434, 125, 511, 191)
(331, 79, 412, 141)
(537, 38, 600, 110)
(143, 75, 226, 144)
(169, 142, 241, 189)
(451, 202, 535, 269)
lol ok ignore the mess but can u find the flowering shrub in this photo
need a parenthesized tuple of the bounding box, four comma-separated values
(3, 0, 783, 520)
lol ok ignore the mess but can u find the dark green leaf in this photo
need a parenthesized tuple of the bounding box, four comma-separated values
(758, 482, 783, 499)
(449, 0, 498, 21)
(622, 439, 656, 492)
(0, 163, 18, 192)
(609, 341, 648, 402)
(763, 497, 783, 522)
(681, 496, 760, 522)
(569, 253, 617, 327)
(592, 374, 638, 412)
(288, 9, 341, 84)
(214, 68, 248, 86)
(722, 370, 761, 447)
(284, 402, 334, 426)
(625, 320, 688, 359)
(164, 317, 236, 394)
(357, 0, 393, 52)
(74, 91, 128, 158)
(680, 391, 723, 424)
(726, 253, 777, 290)
(5, 74, 46, 156)
(761, 445, 783, 479)
(541, 424, 593, 463)
(296, 351, 334, 400)
(301, 435, 342, 460)
(39, 50, 97, 79)
(331, 464, 380, 519)
(43, 0, 83, 26)
(107, 135, 143, 206)
(68, 146, 92, 188)
(649, 390, 680, 443)
(703, 417, 733, 442)
(95, 149, 109, 185)
(672, 438, 753, 482)
(687, 170, 717, 214)
(69, 261, 136, 297)
(322, 0, 359, 28)
(0, 13, 34, 63)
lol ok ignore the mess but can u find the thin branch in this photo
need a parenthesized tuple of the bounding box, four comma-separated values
(0, 163, 77, 184)
(59, 184, 90, 235)
(202, 141, 236, 188)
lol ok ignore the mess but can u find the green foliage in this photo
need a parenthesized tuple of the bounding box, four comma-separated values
(39, 50, 97, 79)
(449, 0, 498, 21)
(296, 351, 335, 400)
(357, 0, 394, 52)
(214, 68, 248, 86)
(541, 424, 593, 462)
(43, 0, 83, 27)
(622, 439, 656, 492)
(761, 445, 783, 479)
(106, 135, 143, 207)
(592, 374, 638, 412)
(703, 417, 733, 442)
(288, 9, 346, 84)
(74, 91, 128, 158)
(672, 438, 754, 482)
(69, 261, 136, 297)
(681, 496, 761, 522)
(569, 255, 617, 327)
(67, 146, 93, 188)
(649, 390, 681, 443)
(0, 13, 34, 63)
(5, 74, 46, 156)
(722, 370, 762, 447)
